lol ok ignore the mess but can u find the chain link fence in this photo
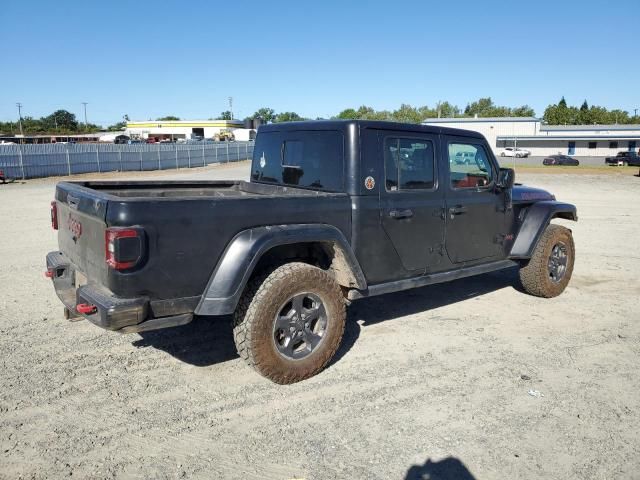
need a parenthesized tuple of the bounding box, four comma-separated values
(0, 142, 254, 179)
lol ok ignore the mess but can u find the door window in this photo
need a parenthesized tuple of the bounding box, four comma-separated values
(448, 143, 494, 189)
(251, 130, 344, 191)
(384, 137, 435, 191)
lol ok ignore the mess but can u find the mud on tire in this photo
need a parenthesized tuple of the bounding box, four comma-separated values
(519, 224, 575, 298)
(233, 262, 346, 384)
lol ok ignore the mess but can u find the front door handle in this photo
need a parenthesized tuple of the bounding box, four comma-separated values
(449, 205, 468, 218)
(389, 208, 414, 219)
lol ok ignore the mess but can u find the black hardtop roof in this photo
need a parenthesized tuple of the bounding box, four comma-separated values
(258, 119, 485, 139)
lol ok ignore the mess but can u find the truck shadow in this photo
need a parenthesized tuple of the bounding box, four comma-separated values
(405, 456, 477, 480)
(133, 267, 519, 368)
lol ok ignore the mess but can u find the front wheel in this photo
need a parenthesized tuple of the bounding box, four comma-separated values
(233, 262, 346, 384)
(500, 152, 506, 157)
(519, 224, 575, 298)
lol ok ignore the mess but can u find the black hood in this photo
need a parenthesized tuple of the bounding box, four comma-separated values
(512, 184, 555, 203)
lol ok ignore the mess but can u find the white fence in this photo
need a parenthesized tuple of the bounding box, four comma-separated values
(0, 142, 254, 179)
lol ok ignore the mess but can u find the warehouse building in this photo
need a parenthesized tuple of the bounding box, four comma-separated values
(124, 119, 255, 141)
(423, 117, 640, 157)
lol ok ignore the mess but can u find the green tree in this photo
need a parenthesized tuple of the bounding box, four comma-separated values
(464, 97, 495, 116)
(432, 101, 461, 118)
(107, 122, 127, 131)
(274, 111, 304, 122)
(511, 105, 535, 117)
(156, 115, 180, 121)
(543, 97, 576, 125)
(607, 109, 630, 124)
(336, 108, 359, 119)
(391, 104, 422, 123)
(43, 110, 78, 131)
(250, 107, 276, 123)
(219, 111, 232, 120)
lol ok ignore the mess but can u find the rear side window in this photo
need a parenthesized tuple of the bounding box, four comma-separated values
(252, 131, 344, 191)
(384, 137, 436, 191)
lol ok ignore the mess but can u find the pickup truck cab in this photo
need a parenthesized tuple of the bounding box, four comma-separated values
(46, 120, 577, 383)
(605, 151, 640, 166)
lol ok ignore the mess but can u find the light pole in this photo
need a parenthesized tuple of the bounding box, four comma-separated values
(82, 102, 88, 128)
(228, 97, 233, 120)
(16, 102, 24, 136)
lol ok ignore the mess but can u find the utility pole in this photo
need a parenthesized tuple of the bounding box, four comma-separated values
(228, 97, 233, 120)
(82, 102, 88, 128)
(634, 108, 638, 117)
(16, 102, 24, 136)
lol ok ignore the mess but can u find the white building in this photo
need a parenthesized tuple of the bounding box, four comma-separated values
(125, 119, 255, 141)
(423, 117, 640, 157)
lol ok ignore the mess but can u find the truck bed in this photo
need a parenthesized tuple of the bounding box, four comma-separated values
(53, 180, 351, 309)
(78, 180, 338, 199)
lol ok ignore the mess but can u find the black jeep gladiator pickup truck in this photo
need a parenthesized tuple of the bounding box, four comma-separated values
(46, 120, 577, 384)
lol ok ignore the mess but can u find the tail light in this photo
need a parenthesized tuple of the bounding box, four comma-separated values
(50, 201, 58, 230)
(105, 227, 144, 270)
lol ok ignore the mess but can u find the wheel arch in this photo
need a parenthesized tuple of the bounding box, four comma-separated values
(509, 201, 577, 259)
(195, 224, 366, 316)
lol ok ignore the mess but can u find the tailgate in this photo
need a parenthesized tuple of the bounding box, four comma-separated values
(55, 182, 110, 284)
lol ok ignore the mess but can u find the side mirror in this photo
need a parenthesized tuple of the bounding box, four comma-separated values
(497, 168, 515, 189)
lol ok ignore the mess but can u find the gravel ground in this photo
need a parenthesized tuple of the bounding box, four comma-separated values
(1, 163, 639, 479)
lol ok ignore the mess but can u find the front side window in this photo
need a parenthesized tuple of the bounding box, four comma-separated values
(384, 137, 435, 191)
(588, 142, 597, 149)
(448, 143, 494, 189)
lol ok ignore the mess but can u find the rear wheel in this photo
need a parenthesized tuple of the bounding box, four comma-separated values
(233, 262, 346, 384)
(519, 224, 575, 298)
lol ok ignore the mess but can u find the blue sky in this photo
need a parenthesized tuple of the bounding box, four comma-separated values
(2, 0, 639, 126)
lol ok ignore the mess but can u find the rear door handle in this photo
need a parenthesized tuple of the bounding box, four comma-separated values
(449, 205, 468, 217)
(389, 208, 414, 219)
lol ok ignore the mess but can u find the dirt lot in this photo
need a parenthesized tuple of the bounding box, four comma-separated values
(1, 163, 639, 479)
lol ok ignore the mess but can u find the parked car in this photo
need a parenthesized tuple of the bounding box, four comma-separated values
(46, 120, 577, 384)
(543, 155, 580, 166)
(114, 135, 130, 145)
(454, 151, 475, 164)
(0, 140, 16, 145)
(0, 169, 15, 184)
(501, 147, 530, 158)
(145, 137, 159, 144)
(605, 151, 640, 166)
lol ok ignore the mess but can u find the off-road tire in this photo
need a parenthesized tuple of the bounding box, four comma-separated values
(233, 262, 346, 384)
(519, 224, 575, 298)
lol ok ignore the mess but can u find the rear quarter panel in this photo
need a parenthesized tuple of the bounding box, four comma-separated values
(104, 193, 351, 300)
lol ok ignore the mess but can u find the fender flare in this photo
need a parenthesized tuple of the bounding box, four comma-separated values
(195, 224, 366, 316)
(509, 201, 577, 259)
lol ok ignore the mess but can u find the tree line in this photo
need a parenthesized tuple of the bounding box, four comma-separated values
(542, 97, 639, 125)
(1, 98, 639, 135)
(0, 109, 103, 135)
(240, 98, 639, 125)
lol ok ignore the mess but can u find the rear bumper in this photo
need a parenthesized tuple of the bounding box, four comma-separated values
(46, 251, 193, 333)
